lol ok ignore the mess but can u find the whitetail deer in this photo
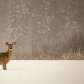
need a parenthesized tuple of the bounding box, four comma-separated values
(0, 42, 16, 70)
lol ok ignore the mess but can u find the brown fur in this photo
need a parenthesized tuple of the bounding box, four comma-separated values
(0, 42, 16, 70)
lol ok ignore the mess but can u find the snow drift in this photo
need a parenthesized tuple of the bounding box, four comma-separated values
(0, 60, 84, 84)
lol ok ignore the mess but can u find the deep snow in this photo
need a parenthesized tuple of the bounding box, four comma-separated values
(0, 60, 84, 84)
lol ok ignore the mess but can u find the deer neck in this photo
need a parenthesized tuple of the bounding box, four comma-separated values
(8, 49, 13, 59)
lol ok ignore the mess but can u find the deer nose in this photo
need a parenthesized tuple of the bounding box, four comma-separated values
(10, 48, 12, 49)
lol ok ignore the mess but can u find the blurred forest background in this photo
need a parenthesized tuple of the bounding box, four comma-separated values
(0, 0, 84, 60)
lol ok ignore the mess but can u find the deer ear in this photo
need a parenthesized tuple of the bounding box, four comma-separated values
(13, 42, 16, 45)
(6, 42, 9, 45)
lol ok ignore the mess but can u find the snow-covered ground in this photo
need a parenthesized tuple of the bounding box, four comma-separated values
(0, 60, 84, 84)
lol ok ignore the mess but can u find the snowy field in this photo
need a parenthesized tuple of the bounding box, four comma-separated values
(0, 60, 84, 84)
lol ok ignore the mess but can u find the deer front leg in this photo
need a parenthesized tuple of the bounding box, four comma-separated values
(2, 62, 7, 70)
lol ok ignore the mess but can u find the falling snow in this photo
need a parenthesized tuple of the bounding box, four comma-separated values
(0, 0, 83, 59)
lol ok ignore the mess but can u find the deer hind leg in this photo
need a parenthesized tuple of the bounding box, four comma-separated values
(2, 62, 7, 70)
